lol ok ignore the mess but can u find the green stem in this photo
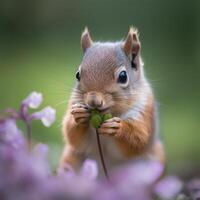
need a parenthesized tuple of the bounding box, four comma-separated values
(96, 129, 109, 181)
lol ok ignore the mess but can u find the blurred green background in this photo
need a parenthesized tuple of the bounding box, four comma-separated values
(0, 0, 199, 173)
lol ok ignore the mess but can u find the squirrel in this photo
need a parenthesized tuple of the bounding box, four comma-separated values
(60, 27, 165, 175)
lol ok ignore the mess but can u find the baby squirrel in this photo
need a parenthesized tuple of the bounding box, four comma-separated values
(60, 27, 165, 175)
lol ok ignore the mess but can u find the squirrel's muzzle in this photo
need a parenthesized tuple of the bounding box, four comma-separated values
(85, 91, 104, 109)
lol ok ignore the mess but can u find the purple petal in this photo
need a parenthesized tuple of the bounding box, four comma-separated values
(33, 143, 49, 158)
(187, 178, 200, 191)
(193, 190, 200, 199)
(0, 119, 24, 148)
(106, 160, 163, 200)
(130, 160, 164, 185)
(57, 164, 76, 179)
(80, 159, 98, 180)
(0, 119, 19, 139)
(112, 160, 164, 187)
(22, 92, 43, 109)
(154, 176, 183, 199)
(32, 106, 56, 127)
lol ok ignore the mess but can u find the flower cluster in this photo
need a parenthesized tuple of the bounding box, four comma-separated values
(21, 91, 56, 127)
(0, 92, 56, 147)
(0, 92, 199, 200)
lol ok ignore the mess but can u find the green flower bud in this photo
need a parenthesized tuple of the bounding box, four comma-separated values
(90, 114, 102, 128)
(102, 113, 113, 122)
(90, 109, 113, 129)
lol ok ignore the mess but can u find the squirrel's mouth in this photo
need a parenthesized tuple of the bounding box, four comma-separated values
(99, 107, 110, 114)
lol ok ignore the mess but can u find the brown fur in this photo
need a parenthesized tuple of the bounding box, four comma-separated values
(114, 94, 154, 157)
(62, 101, 89, 148)
(60, 145, 81, 170)
(146, 140, 166, 165)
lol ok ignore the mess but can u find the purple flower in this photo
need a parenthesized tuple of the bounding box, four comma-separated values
(80, 159, 98, 180)
(0, 119, 24, 148)
(154, 176, 183, 199)
(57, 164, 76, 179)
(57, 159, 98, 181)
(22, 92, 43, 109)
(112, 160, 164, 187)
(55, 160, 98, 199)
(187, 178, 200, 191)
(96, 160, 164, 200)
(33, 143, 49, 159)
(32, 106, 56, 127)
(193, 190, 200, 199)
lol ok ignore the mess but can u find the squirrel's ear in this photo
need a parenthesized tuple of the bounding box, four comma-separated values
(81, 27, 93, 53)
(123, 27, 140, 57)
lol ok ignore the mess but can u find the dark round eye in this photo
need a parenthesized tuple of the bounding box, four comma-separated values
(76, 71, 80, 81)
(117, 70, 127, 84)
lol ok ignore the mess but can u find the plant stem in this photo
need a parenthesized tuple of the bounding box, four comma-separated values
(26, 122, 32, 149)
(96, 129, 109, 180)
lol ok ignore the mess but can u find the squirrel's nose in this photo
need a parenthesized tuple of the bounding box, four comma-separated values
(89, 99, 103, 108)
(85, 92, 103, 109)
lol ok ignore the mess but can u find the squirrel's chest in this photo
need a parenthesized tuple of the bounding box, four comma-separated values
(81, 126, 127, 171)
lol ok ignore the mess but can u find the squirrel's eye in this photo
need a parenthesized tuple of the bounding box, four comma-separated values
(76, 71, 80, 81)
(117, 70, 127, 84)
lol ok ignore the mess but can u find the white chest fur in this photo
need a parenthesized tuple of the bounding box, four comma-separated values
(80, 125, 127, 175)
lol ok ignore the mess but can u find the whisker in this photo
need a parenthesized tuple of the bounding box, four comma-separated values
(55, 100, 68, 107)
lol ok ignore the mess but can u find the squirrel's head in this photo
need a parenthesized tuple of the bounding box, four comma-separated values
(74, 27, 146, 115)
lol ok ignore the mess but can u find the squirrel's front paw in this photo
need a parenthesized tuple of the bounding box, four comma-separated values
(98, 117, 122, 137)
(71, 103, 90, 124)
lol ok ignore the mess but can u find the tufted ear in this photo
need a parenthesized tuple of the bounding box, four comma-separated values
(123, 27, 140, 56)
(81, 27, 93, 53)
(123, 27, 141, 69)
